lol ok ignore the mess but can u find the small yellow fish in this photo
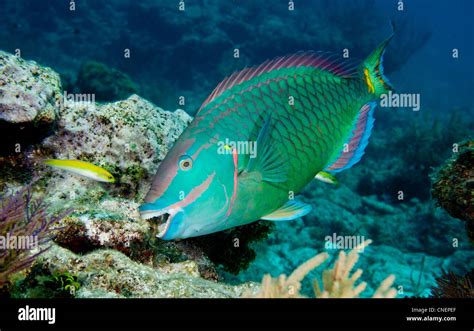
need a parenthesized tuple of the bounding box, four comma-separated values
(315, 171, 338, 185)
(43, 159, 115, 183)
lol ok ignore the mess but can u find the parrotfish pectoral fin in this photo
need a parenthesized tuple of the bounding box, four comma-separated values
(315, 171, 338, 185)
(261, 199, 312, 221)
(325, 102, 376, 173)
(246, 115, 287, 183)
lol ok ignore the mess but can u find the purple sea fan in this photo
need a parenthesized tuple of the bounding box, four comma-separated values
(0, 182, 71, 286)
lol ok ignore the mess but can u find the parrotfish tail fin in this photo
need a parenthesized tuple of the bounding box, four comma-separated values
(361, 26, 394, 96)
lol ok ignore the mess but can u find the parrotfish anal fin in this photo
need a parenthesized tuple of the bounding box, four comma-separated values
(325, 102, 376, 173)
(198, 51, 359, 113)
(261, 199, 312, 221)
(246, 115, 287, 183)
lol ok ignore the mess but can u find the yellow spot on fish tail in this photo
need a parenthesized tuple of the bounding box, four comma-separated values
(364, 68, 375, 94)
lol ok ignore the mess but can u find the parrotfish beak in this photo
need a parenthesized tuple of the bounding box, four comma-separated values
(139, 203, 184, 239)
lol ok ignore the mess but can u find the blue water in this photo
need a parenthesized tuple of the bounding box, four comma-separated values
(1, 0, 473, 113)
(1, 0, 472, 297)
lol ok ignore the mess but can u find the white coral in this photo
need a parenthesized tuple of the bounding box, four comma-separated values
(245, 240, 397, 299)
(245, 252, 329, 298)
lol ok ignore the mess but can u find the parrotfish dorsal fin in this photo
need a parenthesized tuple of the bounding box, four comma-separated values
(246, 115, 287, 183)
(325, 102, 376, 173)
(261, 199, 312, 221)
(198, 51, 359, 112)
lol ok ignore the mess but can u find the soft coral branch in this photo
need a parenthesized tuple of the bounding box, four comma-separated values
(0, 181, 71, 286)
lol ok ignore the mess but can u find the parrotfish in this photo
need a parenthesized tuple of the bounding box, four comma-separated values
(43, 159, 115, 183)
(140, 32, 394, 239)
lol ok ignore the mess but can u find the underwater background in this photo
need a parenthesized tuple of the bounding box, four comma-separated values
(0, 0, 472, 298)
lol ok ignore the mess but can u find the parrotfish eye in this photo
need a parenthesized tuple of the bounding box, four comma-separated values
(178, 155, 193, 171)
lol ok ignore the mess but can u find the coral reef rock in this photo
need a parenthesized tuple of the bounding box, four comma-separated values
(34, 244, 257, 298)
(42, 94, 191, 198)
(432, 140, 474, 242)
(75, 60, 139, 102)
(0, 51, 234, 295)
(0, 51, 62, 158)
(0, 50, 61, 124)
(430, 270, 474, 298)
